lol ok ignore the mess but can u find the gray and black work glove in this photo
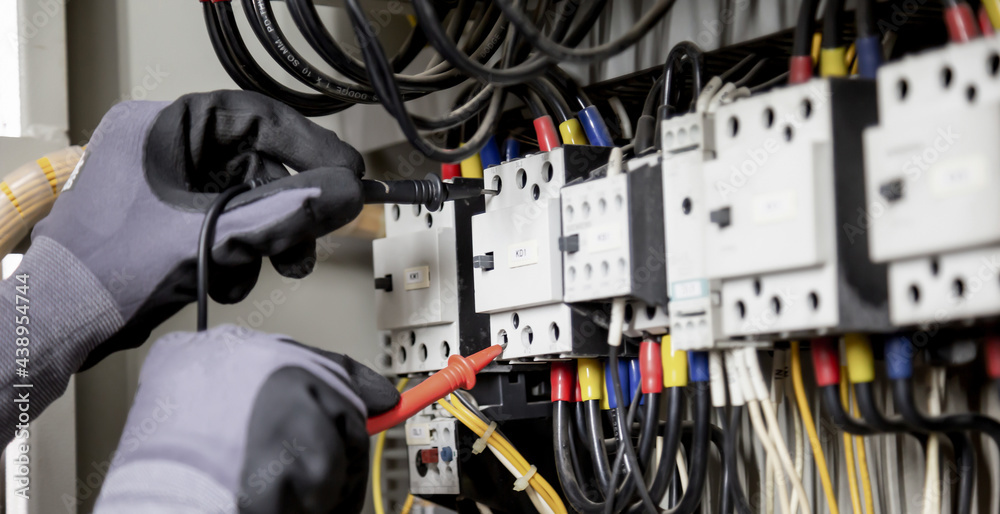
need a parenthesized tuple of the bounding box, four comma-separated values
(92, 325, 400, 514)
(34, 90, 365, 370)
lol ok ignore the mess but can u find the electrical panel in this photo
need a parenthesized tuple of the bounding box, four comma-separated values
(863, 37, 1000, 326)
(702, 79, 891, 338)
(373, 185, 489, 374)
(471, 146, 612, 360)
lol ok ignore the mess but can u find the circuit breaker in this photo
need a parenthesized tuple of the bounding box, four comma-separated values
(662, 112, 725, 350)
(406, 416, 460, 495)
(373, 183, 489, 373)
(702, 79, 890, 338)
(472, 146, 611, 360)
(863, 37, 1000, 325)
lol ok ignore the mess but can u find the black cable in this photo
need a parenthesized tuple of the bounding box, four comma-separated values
(716, 408, 733, 514)
(603, 387, 646, 514)
(855, 0, 876, 39)
(749, 72, 789, 93)
(792, 0, 820, 57)
(718, 53, 757, 82)
(628, 386, 683, 512)
(892, 378, 982, 514)
(625, 384, 709, 514)
(197, 183, 253, 332)
(608, 350, 657, 513)
(493, 0, 678, 63)
(529, 77, 573, 122)
(547, 66, 592, 110)
(342, 0, 506, 162)
(819, 385, 879, 435)
(733, 57, 771, 87)
(661, 41, 705, 116)
(555, 401, 605, 513)
(208, 2, 347, 116)
(854, 381, 928, 445)
(822, 0, 846, 49)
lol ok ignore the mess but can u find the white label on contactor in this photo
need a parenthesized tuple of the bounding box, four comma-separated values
(930, 156, 987, 197)
(588, 224, 622, 252)
(508, 240, 539, 268)
(753, 190, 797, 224)
(403, 266, 430, 290)
(406, 423, 431, 445)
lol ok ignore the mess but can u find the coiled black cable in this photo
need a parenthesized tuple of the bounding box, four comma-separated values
(820, 385, 879, 435)
(494, 0, 678, 63)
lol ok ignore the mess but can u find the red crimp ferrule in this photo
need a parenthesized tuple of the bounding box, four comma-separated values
(551, 362, 574, 402)
(811, 337, 841, 387)
(640, 340, 663, 394)
(366, 345, 503, 434)
(441, 162, 461, 181)
(946, 4, 978, 42)
(534, 115, 561, 152)
(789, 55, 813, 84)
(986, 336, 1000, 379)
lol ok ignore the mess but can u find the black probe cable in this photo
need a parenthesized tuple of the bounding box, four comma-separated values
(792, 0, 820, 62)
(197, 183, 254, 332)
(493, 0, 677, 63)
(661, 41, 705, 115)
(207, 2, 348, 116)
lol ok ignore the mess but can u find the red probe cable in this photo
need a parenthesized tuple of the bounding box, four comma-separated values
(367, 344, 505, 434)
(810, 337, 841, 387)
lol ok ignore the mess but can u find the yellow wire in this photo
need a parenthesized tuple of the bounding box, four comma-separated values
(400, 494, 415, 514)
(852, 389, 875, 514)
(791, 342, 840, 514)
(374, 377, 410, 514)
(441, 395, 565, 513)
(438, 395, 567, 514)
(840, 369, 862, 514)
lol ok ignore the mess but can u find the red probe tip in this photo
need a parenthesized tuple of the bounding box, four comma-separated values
(366, 345, 504, 435)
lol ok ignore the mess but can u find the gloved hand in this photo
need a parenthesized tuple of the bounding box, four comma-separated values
(29, 90, 365, 371)
(93, 325, 400, 514)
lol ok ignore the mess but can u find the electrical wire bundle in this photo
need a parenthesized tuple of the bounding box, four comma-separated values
(202, 0, 677, 162)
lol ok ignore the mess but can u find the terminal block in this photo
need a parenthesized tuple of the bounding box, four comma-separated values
(472, 146, 611, 360)
(662, 112, 725, 350)
(560, 153, 667, 309)
(863, 38, 1000, 326)
(373, 180, 489, 374)
(702, 79, 890, 339)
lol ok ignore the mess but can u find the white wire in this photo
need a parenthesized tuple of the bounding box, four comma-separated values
(744, 349, 811, 514)
(921, 368, 944, 514)
(485, 444, 553, 514)
(695, 76, 723, 113)
(608, 96, 633, 139)
(727, 350, 791, 514)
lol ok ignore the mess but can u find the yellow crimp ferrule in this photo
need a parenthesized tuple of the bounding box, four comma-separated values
(985, 0, 1000, 30)
(843, 333, 875, 384)
(460, 152, 483, 179)
(577, 358, 603, 402)
(820, 47, 849, 78)
(661, 335, 688, 388)
(36, 157, 58, 194)
(0, 182, 22, 216)
(558, 119, 589, 146)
